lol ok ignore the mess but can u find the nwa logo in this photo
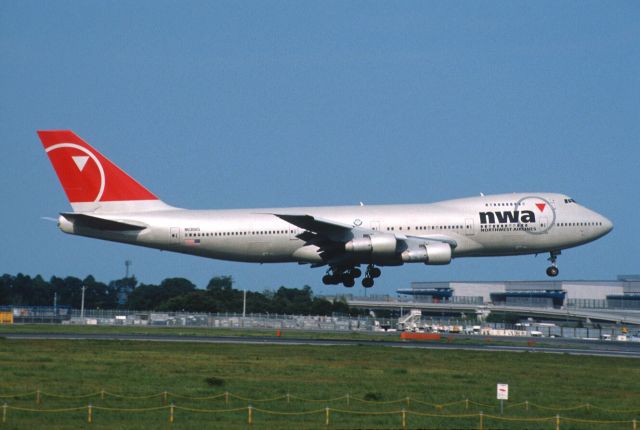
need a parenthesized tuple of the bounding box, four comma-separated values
(479, 210, 536, 224)
(479, 203, 546, 225)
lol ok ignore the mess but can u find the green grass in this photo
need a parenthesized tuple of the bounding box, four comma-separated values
(0, 323, 586, 350)
(0, 323, 394, 341)
(0, 335, 639, 429)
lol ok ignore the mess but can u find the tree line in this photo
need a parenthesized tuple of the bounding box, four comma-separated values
(0, 273, 352, 316)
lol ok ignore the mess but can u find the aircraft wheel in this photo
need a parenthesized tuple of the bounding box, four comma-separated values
(546, 266, 559, 277)
(370, 267, 382, 278)
(322, 275, 334, 285)
(351, 268, 362, 278)
(343, 277, 355, 288)
(362, 277, 374, 288)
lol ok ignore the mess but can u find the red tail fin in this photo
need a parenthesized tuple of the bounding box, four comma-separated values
(38, 130, 167, 212)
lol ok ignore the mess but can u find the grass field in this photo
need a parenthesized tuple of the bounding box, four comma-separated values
(0, 323, 394, 341)
(0, 323, 592, 350)
(0, 330, 639, 429)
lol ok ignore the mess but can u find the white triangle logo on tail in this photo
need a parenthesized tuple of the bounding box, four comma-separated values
(72, 156, 89, 172)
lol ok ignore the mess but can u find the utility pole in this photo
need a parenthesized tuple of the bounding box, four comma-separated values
(125, 260, 132, 278)
(242, 289, 247, 318)
(80, 285, 86, 321)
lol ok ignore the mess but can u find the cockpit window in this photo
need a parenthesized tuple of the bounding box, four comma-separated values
(564, 198, 577, 204)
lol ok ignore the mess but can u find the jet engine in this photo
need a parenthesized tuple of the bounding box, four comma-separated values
(401, 242, 452, 265)
(345, 235, 397, 257)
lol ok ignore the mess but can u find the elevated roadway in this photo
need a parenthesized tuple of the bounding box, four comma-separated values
(346, 299, 640, 325)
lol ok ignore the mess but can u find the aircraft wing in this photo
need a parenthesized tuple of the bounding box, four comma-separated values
(273, 214, 354, 241)
(274, 213, 458, 266)
(274, 214, 459, 249)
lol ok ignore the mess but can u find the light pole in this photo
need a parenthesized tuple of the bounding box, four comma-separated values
(80, 285, 86, 321)
(242, 289, 247, 319)
(53, 292, 57, 324)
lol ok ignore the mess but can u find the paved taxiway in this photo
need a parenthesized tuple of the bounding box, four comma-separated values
(4, 332, 640, 358)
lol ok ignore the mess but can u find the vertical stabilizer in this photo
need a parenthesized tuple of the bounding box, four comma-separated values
(38, 130, 173, 213)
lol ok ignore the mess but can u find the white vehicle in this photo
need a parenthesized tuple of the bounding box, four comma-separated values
(39, 130, 613, 288)
(464, 325, 482, 335)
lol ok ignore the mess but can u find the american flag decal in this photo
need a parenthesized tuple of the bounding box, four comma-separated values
(184, 239, 201, 246)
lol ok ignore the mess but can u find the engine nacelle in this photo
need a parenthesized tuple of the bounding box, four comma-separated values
(401, 242, 452, 265)
(345, 235, 397, 256)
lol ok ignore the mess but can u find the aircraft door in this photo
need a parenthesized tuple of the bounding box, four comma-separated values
(170, 227, 180, 244)
(465, 218, 475, 236)
(539, 217, 548, 234)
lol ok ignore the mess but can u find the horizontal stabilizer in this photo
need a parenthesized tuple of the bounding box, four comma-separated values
(61, 213, 147, 231)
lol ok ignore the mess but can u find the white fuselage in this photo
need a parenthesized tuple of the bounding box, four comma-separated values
(39, 131, 613, 286)
(58, 192, 612, 267)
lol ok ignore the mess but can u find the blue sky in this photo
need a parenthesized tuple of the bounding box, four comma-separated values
(1, 1, 638, 295)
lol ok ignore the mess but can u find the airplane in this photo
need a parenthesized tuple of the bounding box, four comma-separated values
(38, 130, 613, 288)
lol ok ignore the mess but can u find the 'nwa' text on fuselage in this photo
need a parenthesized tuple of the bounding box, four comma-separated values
(479, 210, 536, 225)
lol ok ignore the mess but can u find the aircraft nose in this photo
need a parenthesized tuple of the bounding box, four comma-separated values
(601, 216, 613, 234)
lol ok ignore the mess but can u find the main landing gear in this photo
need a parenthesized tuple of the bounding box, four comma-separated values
(546, 251, 560, 277)
(362, 265, 381, 288)
(322, 264, 381, 288)
(322, 268, 359, 287)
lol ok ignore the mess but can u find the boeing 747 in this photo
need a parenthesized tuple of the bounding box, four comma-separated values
(39, 131, 613, 288)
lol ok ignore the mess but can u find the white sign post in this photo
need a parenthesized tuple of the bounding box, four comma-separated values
(497, 383, 509, 414)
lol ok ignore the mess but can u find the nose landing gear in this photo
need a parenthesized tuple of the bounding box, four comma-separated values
(546, 251, 560, 277)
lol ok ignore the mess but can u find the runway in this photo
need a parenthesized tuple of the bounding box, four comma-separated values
(4, 332, 640, 358)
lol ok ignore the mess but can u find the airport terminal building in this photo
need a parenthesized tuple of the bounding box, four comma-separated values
(397, 275, 640, 310)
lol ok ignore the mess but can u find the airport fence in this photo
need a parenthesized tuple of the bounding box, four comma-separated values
(3, 306, 377, 331)
(3, 305, 637, 339)
(0, 390, 638, 429)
